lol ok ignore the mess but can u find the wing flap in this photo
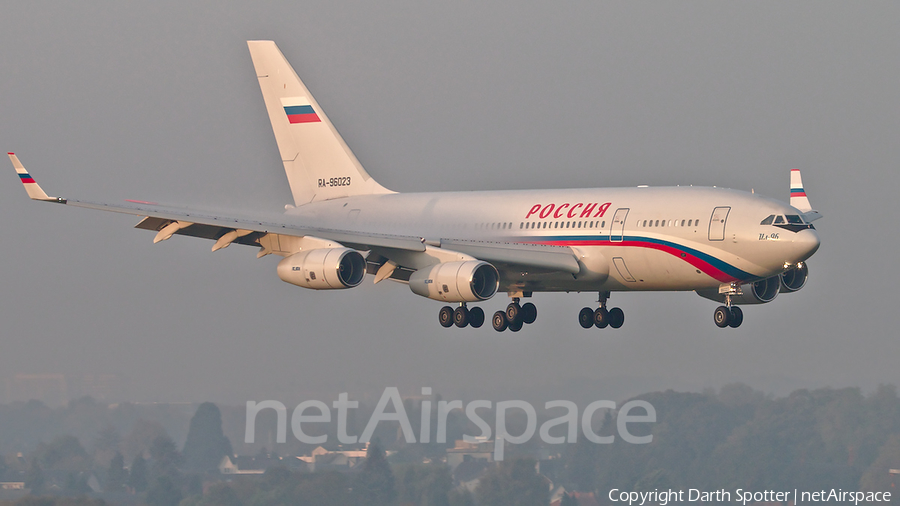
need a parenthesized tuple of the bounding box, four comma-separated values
(67, 199, 426, 252)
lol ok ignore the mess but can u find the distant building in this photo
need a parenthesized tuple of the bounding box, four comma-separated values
(70, 374, 121, 401)
(219, 455, 285, 475)
(3, 373, 122, 405)
(0, 482, 28, 503)
(302, 442, 395, 472)
(446, 438, 494, 471)
(7, 374, 68, 406)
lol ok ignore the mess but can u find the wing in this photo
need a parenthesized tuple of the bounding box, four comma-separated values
(8, 153, 424, 255)
(10, 154, 582, 278)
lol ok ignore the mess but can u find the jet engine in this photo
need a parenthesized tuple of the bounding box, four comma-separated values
(277, 248, 367, 289)
(779, 262, 808, 292)
(409, 261, 499, 302)
(697, 276, 781, 305)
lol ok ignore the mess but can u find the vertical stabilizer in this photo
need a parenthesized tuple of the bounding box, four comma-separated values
(248, 41, 393, 205)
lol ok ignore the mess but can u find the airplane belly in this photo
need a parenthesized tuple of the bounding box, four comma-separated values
(500, 246, 721, 292)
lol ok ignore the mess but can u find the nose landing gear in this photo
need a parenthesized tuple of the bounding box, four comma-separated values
(579, 292, 624, 330)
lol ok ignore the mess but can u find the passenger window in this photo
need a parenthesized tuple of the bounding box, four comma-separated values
(681, 219, 685, 227)
(601, 221, 605, 228)
(654, 220, 659, 227)
(774, 216, 785, 225)
(786, 215, 803, 224)
(760, 215, 775, 225)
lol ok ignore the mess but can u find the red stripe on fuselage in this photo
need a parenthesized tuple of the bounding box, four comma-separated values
(20, 178, 35, 184)
(524, 239, 736, 283)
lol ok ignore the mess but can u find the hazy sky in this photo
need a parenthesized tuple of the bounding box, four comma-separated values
(1, 1, 898, 406)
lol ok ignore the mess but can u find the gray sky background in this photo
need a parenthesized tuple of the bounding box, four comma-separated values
(1, 1, 898, 406)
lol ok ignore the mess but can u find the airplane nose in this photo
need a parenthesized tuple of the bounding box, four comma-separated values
(791, 228, 820, 262)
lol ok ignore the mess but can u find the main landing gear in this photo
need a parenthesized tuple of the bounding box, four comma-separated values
(437, 298, 537, 332)
(714, 284, 744, 328)
(492, 298, 537, 332)
(579, 291, 624, 330)
(439, 304, 486, 329)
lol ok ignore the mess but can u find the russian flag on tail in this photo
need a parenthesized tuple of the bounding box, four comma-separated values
(790, 168, 812, 213)
(281, 97, 320, 124)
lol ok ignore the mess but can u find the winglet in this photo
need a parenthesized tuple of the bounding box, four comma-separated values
(8, 153, 66, 203)
(790, 169, 821, 222)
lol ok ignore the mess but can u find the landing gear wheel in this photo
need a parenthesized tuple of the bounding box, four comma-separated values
(521, 302, 537, 324)
(506, 303, 522, 324)
(593, 307, 609, 329)
(508, 319, 524, 332)
(714, 306, 731, 328)
(578, 308, 594, 329)
(728, 307, 743, 328)
(453, 306, 469, 328)
(608, 307, 625, 329)
(492, 311, 509, 332)
(469, 307, 485, 328)
(439, 306, 454, 328)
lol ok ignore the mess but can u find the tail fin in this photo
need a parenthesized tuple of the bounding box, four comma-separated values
(789, 168, 812, 212)
(248, 41, 393, 205)
(790, 168, 821, 222)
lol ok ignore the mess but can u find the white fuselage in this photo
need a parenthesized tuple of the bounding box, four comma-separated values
(282, 185, 820, 294)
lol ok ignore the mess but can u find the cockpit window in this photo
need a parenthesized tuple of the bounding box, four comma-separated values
(760, 215, 775, 225)
(786, 215, 803, 224)
(774, 215, 785, 224)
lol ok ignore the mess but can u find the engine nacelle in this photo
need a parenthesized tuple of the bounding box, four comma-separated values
(277, 248, 367, 289)
(697, 276, 781, 305)
(408, 261, 499, 302)
(780, 262, 808, 293)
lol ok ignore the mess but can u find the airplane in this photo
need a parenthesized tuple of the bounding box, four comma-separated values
(9, 40, 821, 332)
